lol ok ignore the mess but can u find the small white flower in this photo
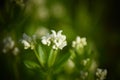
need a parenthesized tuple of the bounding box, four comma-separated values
(3, 36, 19, 56)
(41, 30, 67, 50)
(3, 36, 15, 53)
(41, 33, 51, 46)
(21, 40, 31, 49)
(72, 36, 87, 49)
(51, 30, 67, 50)
(96, 68, 107, 80)
(21, 33, 35, 49)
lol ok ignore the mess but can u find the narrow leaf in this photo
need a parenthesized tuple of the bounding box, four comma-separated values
(38, 45, 45, 67)
(24, 60, 40, 69)
(48, 49, 57, 67)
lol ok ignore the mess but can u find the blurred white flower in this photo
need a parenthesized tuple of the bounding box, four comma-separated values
(51, 3, 65, 18)
(21, 33, 35, 49)
(66, 59, 75, 69)
(96, 68, 107, 80)
(12, 0, 25, 7)
(3, 36, 15, 53)
(80, 71, 88, 79)
(21, 40, 31, 49)
(89, 60, 98, 72)
(3, 36, 19, 56)
(64, 59, 75, 74)
(41, 30, 67, 50)
(37, 7, 49, 21)
(25, 0, 47, 16)
(31, 0, 46, 6)
(13, 47, 19, 56)
(72, 36, 87, 49)
(35, 27, 49, 38)
(83, 58, 90, 66)
(41, 33, 51, 46)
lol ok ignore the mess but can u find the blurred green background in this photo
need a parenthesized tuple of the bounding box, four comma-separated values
(0, 0, 120, 80)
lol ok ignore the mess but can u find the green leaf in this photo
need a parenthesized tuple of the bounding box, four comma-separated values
(48, 49, 58, 68)
(38, 45, 46, 67)
(24, 60, 40, 69)
(54, 52, 71, 70)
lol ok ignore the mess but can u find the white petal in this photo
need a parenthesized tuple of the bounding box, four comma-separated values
(21, 40, 31, 49)
(57, 30, 62, 36)
(23, 33, 32, 42)
(51, 30, 57, 37)
(41, 39, 47, 45)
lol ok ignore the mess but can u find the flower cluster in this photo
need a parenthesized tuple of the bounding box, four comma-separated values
(41, 30, 67, 50)
(96, 68, 107, 80)
(72, 36, 87, 49)
(21, 33, 36, 50)
(3, 36, 19, 55)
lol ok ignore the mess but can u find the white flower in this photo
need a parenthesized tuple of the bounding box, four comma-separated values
(72, 36, 87, 49)
(35, 27, 49, 38)
(51, 30, 67, 50)
(41, 30, 67, 50)
(3, 36, 15, 53)
(3, 36, 19, 56)
(41, 33, 51, 46)
(21, 40, 31, 49)
(96, 68, 107, 80)
(21, 33, 35, 49)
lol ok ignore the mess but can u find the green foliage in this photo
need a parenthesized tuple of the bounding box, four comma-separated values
(37, 44, 46, 67)
(24, 60, 40, 69)
(48, 49, 58, 68)
(54, 52, 71, 70)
